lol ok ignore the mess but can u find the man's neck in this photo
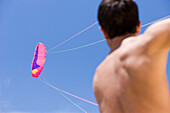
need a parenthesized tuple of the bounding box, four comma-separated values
(109, 34, 136, 53)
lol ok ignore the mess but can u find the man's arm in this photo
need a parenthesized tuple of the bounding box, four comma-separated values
(143, 18, 170, 54)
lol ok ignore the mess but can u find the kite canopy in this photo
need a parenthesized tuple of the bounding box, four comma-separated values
(31, 43, 47, 78)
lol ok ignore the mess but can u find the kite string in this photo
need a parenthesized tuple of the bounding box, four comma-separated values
(47, 21, 99, 52)
(39, 78, 98, 106)
(57, 90, 87, 113)
(140, 15, 170, 27)
(49, 14, 170, 54)
(39, 78, 87, 113)
(49, 39, 106, 54)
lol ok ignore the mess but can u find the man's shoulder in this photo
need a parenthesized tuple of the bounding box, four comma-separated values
(121, 35, 146, 47)
(119, 35, 149, 56)
(95, 35, 150, 76)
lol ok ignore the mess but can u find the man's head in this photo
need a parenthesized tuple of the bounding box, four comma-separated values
(98, 0, 140, 40)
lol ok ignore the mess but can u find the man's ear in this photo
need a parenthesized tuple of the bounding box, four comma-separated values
(136, 21, 141, 34)
(100, 27, 109, 40)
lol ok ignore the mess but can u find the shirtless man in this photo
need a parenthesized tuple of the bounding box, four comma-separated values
(93, 0, 170, 113)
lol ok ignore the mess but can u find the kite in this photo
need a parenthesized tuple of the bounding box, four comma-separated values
(31, 43, 47, 78)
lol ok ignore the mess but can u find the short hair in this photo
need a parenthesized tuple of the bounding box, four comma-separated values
(98, 0, 139, 39)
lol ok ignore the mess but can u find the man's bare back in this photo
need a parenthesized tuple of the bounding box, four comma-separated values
(93, 18, 170, 113)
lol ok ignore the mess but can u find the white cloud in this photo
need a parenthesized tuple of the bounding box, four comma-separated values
(4, 79, 12, 88)
(0, 78, 12, 99)
(52, 105, 84, 113)
(0, 100, 11, 113)
(53, 111, 81, 113)
(1, 111, 81, 113)
(0, 100, 11, 108)
(2, 112, 30, 113)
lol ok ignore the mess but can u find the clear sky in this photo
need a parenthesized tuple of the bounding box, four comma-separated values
(0, 0, 170, 113)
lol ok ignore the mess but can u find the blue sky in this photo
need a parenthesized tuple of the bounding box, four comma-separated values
(0, 0, 170, 113)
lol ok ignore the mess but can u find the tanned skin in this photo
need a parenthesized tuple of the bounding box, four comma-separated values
(93, 19, 170, 113)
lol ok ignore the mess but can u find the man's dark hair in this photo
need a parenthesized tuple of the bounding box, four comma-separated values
(98, 0, 139, 39)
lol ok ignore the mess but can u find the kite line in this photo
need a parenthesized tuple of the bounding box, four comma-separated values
(39, 78, 98, 106)
(39, 78, 88, 113)
(48, 15, 170, 54)
(47, 21, 99, 52)
(140, 15, 170, 27)
(49, 39, 106, 54)
(57, 90, 87, 113)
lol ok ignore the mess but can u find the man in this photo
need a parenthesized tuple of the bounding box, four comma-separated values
(93, 0, 170, 113)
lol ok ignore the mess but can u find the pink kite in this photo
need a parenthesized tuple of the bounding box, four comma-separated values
(31, 43, 47, 78)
